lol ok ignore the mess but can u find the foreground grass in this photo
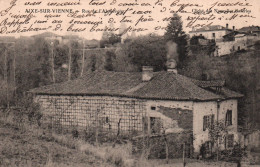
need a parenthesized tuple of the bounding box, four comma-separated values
(0, 120, 112, 167)
(0, 113, 152, 167)
(0, 113, 242, 167)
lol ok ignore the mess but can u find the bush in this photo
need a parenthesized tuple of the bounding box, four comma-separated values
(18, 96, 42, 126)
(219, 144, 246, 163)
(255, 40, 260, 50)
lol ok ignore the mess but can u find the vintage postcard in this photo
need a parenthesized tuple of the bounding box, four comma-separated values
(0, 0, 259, 166)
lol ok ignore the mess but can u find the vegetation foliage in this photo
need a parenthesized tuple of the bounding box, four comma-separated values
(164, 13, 188, 65)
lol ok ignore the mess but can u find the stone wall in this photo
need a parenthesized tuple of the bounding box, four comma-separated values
(35, 95, 146, 135)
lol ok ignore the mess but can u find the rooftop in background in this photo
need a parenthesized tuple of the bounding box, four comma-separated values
(29, 71, 243, 101)
(189, 25, 234, 33)
(239, 26, 260, 33)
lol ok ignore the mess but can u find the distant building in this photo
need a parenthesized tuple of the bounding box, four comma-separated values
(189, 24, 235, 42)
(239, 26, 260, 36)
(189, 24, 260, 56)
(30, 62, 243, 155)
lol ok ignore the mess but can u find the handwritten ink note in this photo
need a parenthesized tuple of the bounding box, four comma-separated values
(0, 0, 258, 38)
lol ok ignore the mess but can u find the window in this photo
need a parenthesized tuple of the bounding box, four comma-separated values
(150, 117, 161, 134)
(204, 141, 214, 156)
(225, 110, 232, 126)
(212, 33, 215, 38)
(203, 115, 214, 131)
(151, 106, 156, 110)
(225, 134, 234, 148)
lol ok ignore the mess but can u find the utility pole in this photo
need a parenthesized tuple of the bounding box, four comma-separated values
(183, 142, 186, 167)
(81, 39, 85, 77)
(4, 48, 9, 108)
(12, 43, 16, 100)
(51, 41, 55, 83)
(68, 39, 72, 81)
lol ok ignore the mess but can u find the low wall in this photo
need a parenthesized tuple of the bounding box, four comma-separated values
(132, 132, 193, 159)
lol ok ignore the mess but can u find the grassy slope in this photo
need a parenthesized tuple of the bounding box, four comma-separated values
(0, 121, 110, 167)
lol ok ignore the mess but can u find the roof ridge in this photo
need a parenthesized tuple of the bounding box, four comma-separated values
(124, 82, 147, 94)
(29, 71, 242, 101)
(174, 75, 203, 100)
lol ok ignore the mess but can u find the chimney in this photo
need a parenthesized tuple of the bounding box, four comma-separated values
(142, 66, 153, 81)
(226, 24, 229, 29)
(167, 59, 178, 74)
(233, 26, 235, 30)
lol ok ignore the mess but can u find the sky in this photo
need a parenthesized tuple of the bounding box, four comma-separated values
(0, 0, 259, 39)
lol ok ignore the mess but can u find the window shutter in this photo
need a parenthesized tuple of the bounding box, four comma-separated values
(225, 111, 228, 126)
(229, 110, 232, 125)
(203, 116, 206, 131)
(211, 115, 215, 128)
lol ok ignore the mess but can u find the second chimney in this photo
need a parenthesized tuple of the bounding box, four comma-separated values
(142, 66, 153, 81)
(167, 59, 178, 74)
(226, 24, 229, 29)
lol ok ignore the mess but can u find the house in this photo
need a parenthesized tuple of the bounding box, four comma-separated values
(239, 26, 260, 36)
(189, 24, 259, 56)
(189, 24, 235, 42)
(29, 62, 243, 155)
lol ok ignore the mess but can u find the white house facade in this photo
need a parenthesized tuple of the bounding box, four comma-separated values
(189, 24, 234, 41)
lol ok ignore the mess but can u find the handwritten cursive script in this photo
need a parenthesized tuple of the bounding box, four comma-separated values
(0, 0, 257, 35)
(0, 0, 17, 16)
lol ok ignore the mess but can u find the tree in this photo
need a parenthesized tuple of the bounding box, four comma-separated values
(108, 34, 121, 45)
(123, 35, 167, 71)
(100, 33, 121, 48)
(70, 41, 81, 79)
(54, 43, 69, 83)
(208, 120, 228, 161)
(90, 55, 96, 72)
(104, 51, 116, 71)
(164, 13, 188, 66)
(29, 37, 52, 86)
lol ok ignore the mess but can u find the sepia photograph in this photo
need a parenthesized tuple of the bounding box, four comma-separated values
(0, 0, 259, 166)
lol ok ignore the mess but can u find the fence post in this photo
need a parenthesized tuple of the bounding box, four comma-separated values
(183, 142, 186, 167)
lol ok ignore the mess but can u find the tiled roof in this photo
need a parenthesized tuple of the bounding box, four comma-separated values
(191, 79, 225, 88)
(190, 25, 232, 32)
(29, 71, 243, 101)
(239, 26, 260, 32)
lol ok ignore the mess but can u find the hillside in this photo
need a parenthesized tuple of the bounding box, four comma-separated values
(182, 44, 260, 129)
(0, 120, 109, 167)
